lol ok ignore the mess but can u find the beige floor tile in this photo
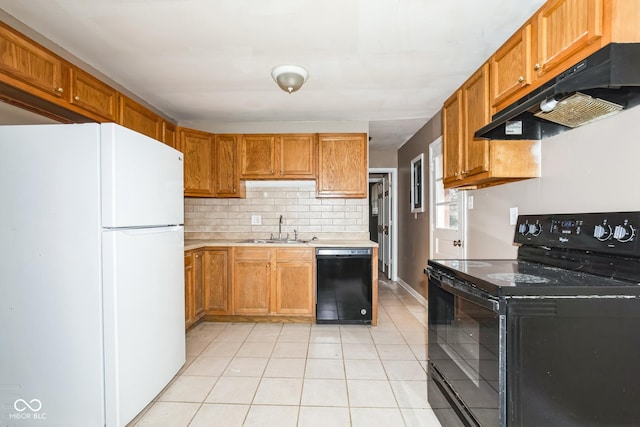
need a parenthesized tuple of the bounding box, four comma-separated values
(271, 341, 309, 358)
(376, 344, 416, 361)
(344, 359, 387, 380)
(298, 406, 351, 427)
(243, 405, 299, 427)
(304, 358, 345, 379)
(205, 376, 260, 404)
(133, 402, 200, 427)
(340, 326, 374, 344)
(277, 327, 311, 343)
(182, 356, 231, 376)
(185, 336, 212, 357)
(370, 329, 406, 345)
(350, 407, 405, 427)
(264, 357, 306, 378)
(200, 340, 242, 357)
(401, 408, 445, 427)
(215, 324, 255, 342)
(253, 377, 303, 405)
(401, 330, 428, 344)
(245, 324, 283, 342)
(188, 403, 249, 427)
(347, 379, 398, 408)
(390, 380, 429, 408)
(342, 343, 378, 360)
(307, 343, 343, 359)
(223, 357, 268, 377)
(382, 360, 427, 381)
(309, 326, 342, 343)
(158, 375, 218, 402)
(301, 378, 349, 407)
(236, 341, 275, 358)
(409, 343, 428, 361)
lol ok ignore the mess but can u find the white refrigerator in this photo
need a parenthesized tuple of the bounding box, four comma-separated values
(0, 123, 186, 426)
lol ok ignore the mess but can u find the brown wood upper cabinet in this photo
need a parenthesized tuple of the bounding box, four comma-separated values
(491, 0, 640, 111)
(241, 134, 316, 180)
(69, 66, 117, 121)
(181, 127, 215, 196)
(443, 63, 540, 189)
(117, 96, 162, 140)
(161, 120, 177, 149)
(215, 134, 245, 198)
(316, 133, 368, 198)
(0, 22, 67, 100)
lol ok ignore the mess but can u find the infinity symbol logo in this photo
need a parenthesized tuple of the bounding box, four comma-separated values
(14, 399, 42, 412)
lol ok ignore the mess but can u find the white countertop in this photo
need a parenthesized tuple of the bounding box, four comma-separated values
(184, 239, 378, 251)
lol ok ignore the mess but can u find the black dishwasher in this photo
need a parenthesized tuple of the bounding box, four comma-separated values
(316, 248, 372, 324)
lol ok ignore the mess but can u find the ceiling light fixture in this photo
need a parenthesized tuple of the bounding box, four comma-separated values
(271, 65, 308, 94)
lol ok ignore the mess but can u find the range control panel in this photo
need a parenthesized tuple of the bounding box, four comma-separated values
(514, 212, 639, 256)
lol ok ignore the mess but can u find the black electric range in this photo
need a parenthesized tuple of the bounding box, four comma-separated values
(426, 212, 640, 427)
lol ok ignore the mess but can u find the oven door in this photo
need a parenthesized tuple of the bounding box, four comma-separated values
(428, 269, 504, 427)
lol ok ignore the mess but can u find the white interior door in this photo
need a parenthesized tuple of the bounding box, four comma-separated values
(430, 138, 466, 259)
(381, 174, 392, 275)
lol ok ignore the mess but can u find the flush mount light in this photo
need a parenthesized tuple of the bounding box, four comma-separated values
(271, 65, 308, 94)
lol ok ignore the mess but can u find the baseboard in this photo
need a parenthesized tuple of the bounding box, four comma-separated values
(396, 278, 426, 307)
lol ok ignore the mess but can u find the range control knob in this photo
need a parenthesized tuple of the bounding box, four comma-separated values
(518, 223, 528, 235)
(613, 222, 636, 243)
(593, 224, 612, 241)
(528, 223, 542, 236)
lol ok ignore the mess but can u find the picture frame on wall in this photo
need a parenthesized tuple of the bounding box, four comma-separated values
(411, 153, 424, 213)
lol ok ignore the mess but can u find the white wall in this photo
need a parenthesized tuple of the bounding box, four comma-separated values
(466, 106, 640, 259)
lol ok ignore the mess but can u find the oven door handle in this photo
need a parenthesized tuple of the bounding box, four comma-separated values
(440, 280, 500, 313)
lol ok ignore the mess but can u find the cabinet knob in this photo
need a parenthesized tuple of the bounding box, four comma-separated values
(518, 76, 524, 83)
(74, 96, 80, 101)
(56, 87, 64, 94)
(534, 63, 541, 71)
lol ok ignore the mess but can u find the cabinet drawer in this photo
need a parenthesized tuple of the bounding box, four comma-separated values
(276, 248, 313, 262)
(234, 247, 271, 260)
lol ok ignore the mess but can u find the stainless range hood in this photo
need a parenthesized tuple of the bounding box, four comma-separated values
(475, 43, 640, 140)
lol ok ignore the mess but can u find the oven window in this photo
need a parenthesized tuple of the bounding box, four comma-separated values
(429, 279, 500, 426)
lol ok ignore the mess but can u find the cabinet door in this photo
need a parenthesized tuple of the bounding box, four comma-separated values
(215, 134, 245, 198)
(193, 250, 205, 320)
(317, 133, 368, 198)
(233, 248, 271, 315)
(69, 66, 117, 121)
(184, 251, 195, 328)
(241, 135, 277, 178)
(442, 91, 463, 186)
(275, 249, 313, 316)
(462, 63, 490, 178)
(203, 249, 231, 315)
(181, 128, 215, 196)
(279, 134, 316, 178)
(0, 22, 67, 99)
(162, 121, 177, 149)
(491, 24, 533, 109)
(536, 0, 604, 78)
(118, 96, 162, 140)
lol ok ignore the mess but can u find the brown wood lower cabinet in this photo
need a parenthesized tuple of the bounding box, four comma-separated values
(203, 248, 231, 315)
(275, 248, 314, 316)
(184, 249, 205, 329)
(233, 248, 272, 315)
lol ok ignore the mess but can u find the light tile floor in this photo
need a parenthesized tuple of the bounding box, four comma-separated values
(129, 278, 443, 427)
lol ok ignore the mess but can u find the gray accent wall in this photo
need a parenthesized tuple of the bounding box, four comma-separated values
(397, 111, 441, 298)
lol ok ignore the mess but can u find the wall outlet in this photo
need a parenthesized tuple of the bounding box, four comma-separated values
(251, 215, 262, 225)
(509, 207, 518, 225)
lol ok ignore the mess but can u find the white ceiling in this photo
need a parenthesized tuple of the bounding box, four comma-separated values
(0, 0, 545, 150)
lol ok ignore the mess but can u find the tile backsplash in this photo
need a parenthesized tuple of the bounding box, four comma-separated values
(184, 181, 369, 241)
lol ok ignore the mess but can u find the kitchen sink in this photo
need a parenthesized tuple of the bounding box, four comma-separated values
(239, 238, 309, 244)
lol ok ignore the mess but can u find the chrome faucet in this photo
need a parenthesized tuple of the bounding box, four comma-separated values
(278, 214, 284, 240)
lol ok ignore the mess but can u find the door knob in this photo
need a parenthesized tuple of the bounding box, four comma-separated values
(453, 240, 462, 247)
